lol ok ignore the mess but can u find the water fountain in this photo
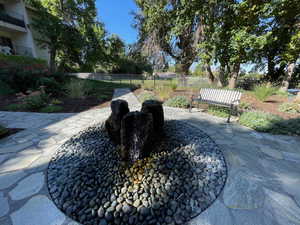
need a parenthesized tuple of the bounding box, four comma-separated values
(47, 100, 227, 225)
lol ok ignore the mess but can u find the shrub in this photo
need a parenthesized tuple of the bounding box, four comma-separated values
(0, 80, 14, 96)
(0, 53, 47, 67)
(278, 102, 300, 114)
(170, 81, 178, 91)
(0, 124, 8, 137)
(156, 86, 172, 100)
(138, 92, 157, 102)
(25, 94, 49, 110)
(207, 105, 231, 118)
(64, 79, 86, 98)
(253, 84, 277, 101)
(37, 77, 63, 96)
(164, 96, 190, 108)
(274, 89, 289, 97)
(239, 102, 252, 111)
(40, 105, 63, 113)
(241, 112, 300, 135)
(4, 103, 27, 111)
(51, 99, 63, 105)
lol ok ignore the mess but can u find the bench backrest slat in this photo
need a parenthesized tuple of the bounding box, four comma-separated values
(199, 88, 242, 105)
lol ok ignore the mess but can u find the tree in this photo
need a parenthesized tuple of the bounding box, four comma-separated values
(134, 0, 204, 75)
(26, 0, 107, 72)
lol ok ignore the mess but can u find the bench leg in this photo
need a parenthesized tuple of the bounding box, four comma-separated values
(227, 105, 234, 123)
(189, 99, 193, 112)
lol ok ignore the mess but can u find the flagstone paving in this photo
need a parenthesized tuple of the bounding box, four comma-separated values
(0, 88, 299, 225)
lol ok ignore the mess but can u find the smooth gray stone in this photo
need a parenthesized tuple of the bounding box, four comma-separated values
(10, 195, 65, 225)
(0, 142, 33, 154)
(0, 192, 9, 217)
(223, 169, 264, 209)
(9, 172, 44, 200)
(231, 208, 273, 225)
(0, 170, 27, 190)
(188, 200, 233, 225)
(264, 188, 300, 225)
(0, 153, 41, 173)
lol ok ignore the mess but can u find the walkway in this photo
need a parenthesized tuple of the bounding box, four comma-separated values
(0, 88, 300, 225)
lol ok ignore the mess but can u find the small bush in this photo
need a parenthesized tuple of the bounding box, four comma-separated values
(274, 89, 289, 97)
(4, 103, 27, 111)
(164, 96, 190, 108)
(25, 94, 49, 110)
(51, 99, 63, 105)
(138, 92, 157, 102)
(241, 112, 300, 135)
(239, 102, 252, 111)
(207, 105, 231, 118)
(0, 80, 14, 96)
(65, 79, 86, 98)
(170, 81, 178, 91)
(0, 124, 8, 136)
(253, 84, 277, 101)
(156, 86, 172, 100)
(37, 77, 63, 96)
(278, 102, 300, 114)
(40, 105, 63, 113)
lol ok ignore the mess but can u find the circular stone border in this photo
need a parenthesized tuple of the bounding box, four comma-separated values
(47, 120, 227, 225)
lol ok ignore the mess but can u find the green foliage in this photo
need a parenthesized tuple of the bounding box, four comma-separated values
(170, 81, 178, 91)
(156, 86, 172, 100)
(37, 77, 63, 96)
(4, 103, 27, 111)
(138, 92, 157, 102)
(40, 105, 63, 113)
(253, 85, 277, 101)
(0, 80, 15, 96)
(278, 103, 300, 114)
(207, 105, 231, 118)
(0, 124, 8, 137)
(51, 99, 63, 105)
(0, 54, 47, 68)
(25, 94, 49, 110)
(240, 111, 300, 135)
(239, 102, 252, 111)
(164, 96, 190, 108)
(274, 89, 289, 97)
(64, 79, 87, 98)
(142, 81, 154, 90)
(239, 111, 282, 132)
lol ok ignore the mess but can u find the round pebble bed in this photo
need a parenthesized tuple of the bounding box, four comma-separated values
(47, 120, 227, 225)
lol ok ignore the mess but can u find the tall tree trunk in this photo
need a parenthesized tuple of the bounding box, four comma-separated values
(217, 64, 226, 87)
(206, 63, 215, 85)
(228, 63, 240, 89)
(49, 47, 57, 73)
(281, 62, 295, 91)
(267, 55, 275, 81)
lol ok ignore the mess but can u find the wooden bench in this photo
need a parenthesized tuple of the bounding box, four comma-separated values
(190, 88, 242, 123)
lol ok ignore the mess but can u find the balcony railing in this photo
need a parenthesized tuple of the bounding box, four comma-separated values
(0, 45, 33, 57)
(0, 11, 25, 28)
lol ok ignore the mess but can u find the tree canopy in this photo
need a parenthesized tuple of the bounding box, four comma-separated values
(135, 0, 300, 89)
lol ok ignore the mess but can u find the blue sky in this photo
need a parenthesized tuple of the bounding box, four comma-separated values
(96, 0, 138, 44)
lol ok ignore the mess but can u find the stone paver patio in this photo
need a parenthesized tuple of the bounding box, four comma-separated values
(0, 88, 300, 225)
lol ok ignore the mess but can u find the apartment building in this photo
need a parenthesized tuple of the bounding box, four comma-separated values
(0, 0, 50, 63)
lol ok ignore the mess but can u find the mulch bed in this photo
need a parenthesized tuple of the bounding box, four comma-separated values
(0, 94, 112, 113)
